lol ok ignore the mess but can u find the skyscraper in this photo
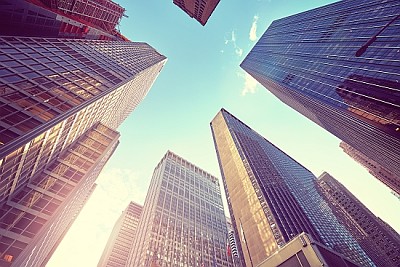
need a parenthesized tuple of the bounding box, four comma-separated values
(173, 0, 221, 26)
(210, 109, 374, 267)
(98, 201, 143, 267)
(0, 5, 167, 264)
(128, 151, 233, 267)
(0, 0, 127, 41)
(340, 142, 400, 196)
(0, 122, 120, 266)
(316, 172, 400, 267)
(241, 0, 400, 181)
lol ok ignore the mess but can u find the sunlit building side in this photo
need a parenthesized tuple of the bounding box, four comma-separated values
(210, 109, 374, 267)
(241, 0, 400, 180)
(98, 202, 142, 267)
(128, 151, 233, 267)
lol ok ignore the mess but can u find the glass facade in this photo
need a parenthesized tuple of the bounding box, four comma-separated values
(0, 0, 124, 41)
(98, 202, 143, 267)
(173, 0, 220, 26)
(241, 0, 400, 180)
(0, 123, 119, 267)
(210, 109, 375, 267)
(128, 151, 233, 267)
(0, 31, 166, 265)
(39, 0, 125, 33)
(316, 172, 400, 267)
(0, 36, 166, 202)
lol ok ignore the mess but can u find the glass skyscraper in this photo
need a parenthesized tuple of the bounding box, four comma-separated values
(128, 151, 233, 267)
(98, 201, 143, 267)
(316, 172, 400, 267)
(241, 0, 400, 182)
(210, 109, 374, 267)
(0, 4, 167, 264)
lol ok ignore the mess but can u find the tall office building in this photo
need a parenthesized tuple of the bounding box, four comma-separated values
(37, 0, 125, 33)
(98, 201, 143, 267)
(316, 172, 400, 267)
(0, 7, 167, 264)
(257, 233, 362, 267)
(0, 123, 120, 266)
(241, 0, 400, 181)
(0, 0, 127, 40)
(173, 0, 220, 25)
(340, 142, 400, 196)
(210, 109, 374, 267)
(128, 151, 233, 267)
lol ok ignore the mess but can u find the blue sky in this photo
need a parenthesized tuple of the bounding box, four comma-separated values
(47, 1, 400, 266)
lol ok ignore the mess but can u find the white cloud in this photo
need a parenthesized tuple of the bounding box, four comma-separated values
(235, 48, 243, 57)
(97, 168, 146, 204)
(237, 71, 259, 96)
(231, 31, 236, 42)
(249, 15, 259, 41)
(224, 30, 243, 58)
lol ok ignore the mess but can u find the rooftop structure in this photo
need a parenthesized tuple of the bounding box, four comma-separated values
(256, 233, 361, 267)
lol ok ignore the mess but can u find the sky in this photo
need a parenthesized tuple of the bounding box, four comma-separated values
(47, 1, 400, 266)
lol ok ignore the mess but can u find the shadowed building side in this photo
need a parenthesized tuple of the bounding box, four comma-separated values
(340, 142, 400, 196)
(316, 172, 400, 267)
